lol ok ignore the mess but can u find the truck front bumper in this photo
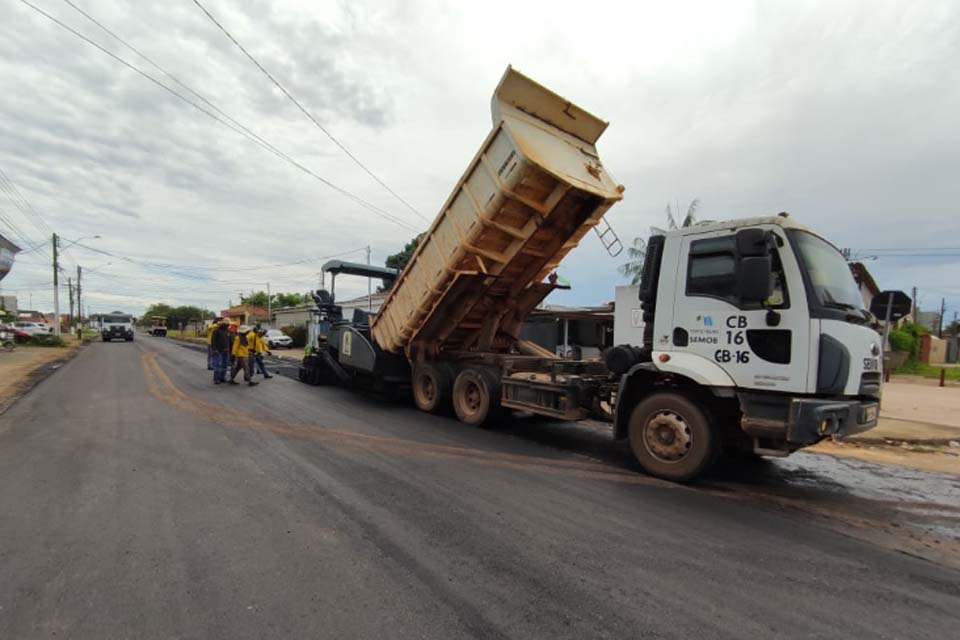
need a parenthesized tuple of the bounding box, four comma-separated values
(103, 329, 134, 340)
(739, 393, 879, 445)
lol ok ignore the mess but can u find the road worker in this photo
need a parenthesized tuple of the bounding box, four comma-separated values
(229, 325, 258, 386)
(252, 328, 273, 379)
(205, 318, 220, 370)
(211, 320, 232, 384)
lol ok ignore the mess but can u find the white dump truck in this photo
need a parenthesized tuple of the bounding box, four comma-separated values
(100, 312, 135, 342)
(299, 67, 884, 481)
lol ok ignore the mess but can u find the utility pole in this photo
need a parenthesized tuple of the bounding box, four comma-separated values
(267, 282, 271, 328)
(366, 245, 372, 311)
(68, 277, 74, 328)
(939, 297, 945, 338)
(76, 265, 82, 338)
(911, 286, 918, 323)
(52, 233, 60, 336)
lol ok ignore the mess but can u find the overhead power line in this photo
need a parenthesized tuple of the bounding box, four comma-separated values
(0, 167, 55, 237)
(68, 240, 367, 277)
(190, 0, 430, 223)
(19, 0, 420, 233)
(0, 170, 52, 258)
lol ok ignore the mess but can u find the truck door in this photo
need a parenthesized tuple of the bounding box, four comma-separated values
(669, 227, 810, 394)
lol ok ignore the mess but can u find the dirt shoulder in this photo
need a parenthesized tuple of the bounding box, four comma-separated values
(812, 439, 959, 475)
(0, 340, 87, 415)
(816, 377, 960, 474)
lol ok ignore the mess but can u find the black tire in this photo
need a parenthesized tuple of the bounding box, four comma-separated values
(412, 363, 454, 414)
(628, 392, 719, 482)
(452, 367, 503, 427)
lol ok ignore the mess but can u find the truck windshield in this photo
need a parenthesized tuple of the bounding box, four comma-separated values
(103, 315, 130, 323)
(791, 231, 864, 311)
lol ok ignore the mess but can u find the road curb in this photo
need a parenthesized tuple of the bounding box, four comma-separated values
(0, 341, 90, 417)
(839, 435, 960, 447)
(169, 337, 207, 352)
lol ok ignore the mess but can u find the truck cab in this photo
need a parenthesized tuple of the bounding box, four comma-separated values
(148, 316, 167, 337)
(101, 313, 135, 342)
(612, 213, 883, 480)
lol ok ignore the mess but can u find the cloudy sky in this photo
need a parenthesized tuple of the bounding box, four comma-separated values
(1, 0, 958, 320)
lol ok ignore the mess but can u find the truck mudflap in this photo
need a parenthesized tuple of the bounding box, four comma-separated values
(738, 393, 879, 445)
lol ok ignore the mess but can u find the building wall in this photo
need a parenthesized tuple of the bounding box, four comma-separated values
(614, 285, 644, 346)
(858, 282, 874, 311)
(273, 306, 312, 328)
(921, 334, 947, 364)
(339, 295, 385, 316)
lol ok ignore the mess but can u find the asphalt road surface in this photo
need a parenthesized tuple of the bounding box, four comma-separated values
(1, 338, 958, 639)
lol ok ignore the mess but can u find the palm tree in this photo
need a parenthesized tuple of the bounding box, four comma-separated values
(618, 237, 648, 284)
(619, 199, 700, 284)
(665, 198, 699, 231)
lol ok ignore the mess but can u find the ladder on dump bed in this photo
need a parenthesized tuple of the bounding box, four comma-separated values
(593, 217, 623, 257)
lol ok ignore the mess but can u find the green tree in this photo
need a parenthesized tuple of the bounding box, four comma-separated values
(240, 291, 308, 308)
(381, 233, 424, 291)
(140, 303, 212, 329)
(620, 199, 700, 284)
(240, 291, 270, 308)
(273, 292, 308, 307)
(140, 303, 173, 327)
(618, 238, 648, 285)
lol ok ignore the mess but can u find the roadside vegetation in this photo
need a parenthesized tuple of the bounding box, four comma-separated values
(889, 322, 960, 380)
(29, 334, 67, 348)
(895, 360, 960, 381)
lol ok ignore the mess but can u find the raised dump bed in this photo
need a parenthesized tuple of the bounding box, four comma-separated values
(371, 66, 624, 358)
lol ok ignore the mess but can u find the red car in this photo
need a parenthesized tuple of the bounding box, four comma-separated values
(1, 325, 32, 343)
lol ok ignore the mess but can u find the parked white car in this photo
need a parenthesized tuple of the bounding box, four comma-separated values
(14, 321, 52, 335)
(265, 329, 293, 349)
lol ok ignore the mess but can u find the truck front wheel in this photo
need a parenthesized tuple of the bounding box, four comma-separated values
(413, 363, 453, 414)
(452, 368, 502, 427)
(628, 392, 718, 482)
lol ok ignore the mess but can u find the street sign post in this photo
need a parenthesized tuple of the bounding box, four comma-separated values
(870, 290, 911, 354)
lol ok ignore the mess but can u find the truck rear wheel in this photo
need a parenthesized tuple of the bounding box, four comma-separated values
(628, 392, 718, 482)
(452, 368, 502, 427)
(412, 363, 453, 414)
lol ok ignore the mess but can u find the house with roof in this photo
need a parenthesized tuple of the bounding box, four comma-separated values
(849, 262, 880, 310)
(220, 305, 270, 327)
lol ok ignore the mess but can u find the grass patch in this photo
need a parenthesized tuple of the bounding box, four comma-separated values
(894, 360, 960, 381)
(29, 334, 67, 348)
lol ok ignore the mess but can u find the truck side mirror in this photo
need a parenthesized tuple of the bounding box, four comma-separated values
(736, 228, 772, 257)
(738, 256, 773, 302)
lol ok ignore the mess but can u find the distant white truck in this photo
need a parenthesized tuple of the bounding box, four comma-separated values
(100, 313, 135, 342)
